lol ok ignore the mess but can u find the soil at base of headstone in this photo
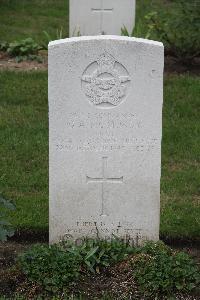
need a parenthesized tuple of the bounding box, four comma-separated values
(0, 241, 199, 300)
(0, 51, 199, 75)
(0, 51, 48, 71)
(164, 56, 200, 76)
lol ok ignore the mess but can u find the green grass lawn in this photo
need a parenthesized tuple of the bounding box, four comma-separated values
(161, 76, 200, 239)
(0, 0, 69, 43)
(0, 0, 171, 43)
(0, 71, 199, 240)
(0, 71, 48, 232)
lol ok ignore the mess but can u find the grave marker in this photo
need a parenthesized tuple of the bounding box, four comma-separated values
(49, 36, 164, 245)
(70, 0, 135, 36)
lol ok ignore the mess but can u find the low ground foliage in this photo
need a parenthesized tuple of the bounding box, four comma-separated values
(133, 242, 200, 297)
(144, 1, 200, 63)
(14, 240, 200, 298)
(0, 38, 43, 63)
(19, 243, 81, 294)
(0, 195, 15, 241)
(18, 238, 134, 294)
(122, 1, 200, 64)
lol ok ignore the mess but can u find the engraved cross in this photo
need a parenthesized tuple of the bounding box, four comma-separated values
(86, 157, 123, 216)
(91, 0, 113, 34)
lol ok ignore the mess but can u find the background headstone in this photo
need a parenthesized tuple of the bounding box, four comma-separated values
(49, 36, 164, 245)
(70, 0, 136, 36)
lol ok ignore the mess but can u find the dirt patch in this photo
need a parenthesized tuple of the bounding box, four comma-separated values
(0, 242, 31, 270)
(0, 51, 48, 71)
(0, 242, 33, 298)
(164, 56, 200, 76)
(10, 228, 49, 243)
(72, 257, 143, 299)
(73, 257, 200, 300)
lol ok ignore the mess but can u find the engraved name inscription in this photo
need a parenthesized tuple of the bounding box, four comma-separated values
(54, 111, 159, 152)
(66, 112, 141, 129)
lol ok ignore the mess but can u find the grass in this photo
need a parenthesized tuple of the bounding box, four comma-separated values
(0, 0, 69, 43)
(0, 71, 199, 240)
(0, 0, 176, 44)
(0, 71, 48, 232)
(161, 76, 200, 239)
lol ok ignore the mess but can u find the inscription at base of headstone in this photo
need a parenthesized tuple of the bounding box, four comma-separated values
(49, 36, 164, 245)
(70, 0, 135, 36)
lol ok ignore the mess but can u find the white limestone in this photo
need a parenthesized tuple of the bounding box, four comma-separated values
(49, 36, 164, 245)
(70, 0, 135, 36)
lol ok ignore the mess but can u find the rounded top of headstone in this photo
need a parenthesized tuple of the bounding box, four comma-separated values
(48, 35, 163, 48)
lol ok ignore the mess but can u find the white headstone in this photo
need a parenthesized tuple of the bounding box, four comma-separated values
(70, 0, 135, 36)
(49, 36, 164, 245)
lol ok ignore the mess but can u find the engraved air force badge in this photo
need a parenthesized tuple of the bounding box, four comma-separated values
(82, 52, 131, 108)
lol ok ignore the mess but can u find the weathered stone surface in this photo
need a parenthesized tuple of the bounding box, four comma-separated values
(49, 36, 164, 244)
(70, 0, 135, 36)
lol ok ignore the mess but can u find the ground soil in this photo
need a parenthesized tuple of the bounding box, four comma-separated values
(164, 56, 200, 76)
(0, 51, 48, 71)
(0, 241, 199, 299)
(0, 51, 200, 75)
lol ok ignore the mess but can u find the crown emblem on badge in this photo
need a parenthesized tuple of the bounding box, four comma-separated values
(81, 52, 131, 107)
(97, 52, 115, 72)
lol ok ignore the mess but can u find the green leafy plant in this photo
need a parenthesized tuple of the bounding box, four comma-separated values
(0, 41, 9, 51)
(122, 1, 200, 64)
(0, 37, 43, 62)
(18, 244, 82, 294)
(7, 37, 41, 57)
(18, 240, 200, 297)
(0, 195, 15, 242)
(41, 27, 66, 50)
(132, 241, 200, 297)
(65, 238, 135, 273)
(15, 54, 43, 63)
(18, 238, 135, 294)
(121, 25, 135, 37)
(144, 1, 200, 63)
(71, 27, 82, 38)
